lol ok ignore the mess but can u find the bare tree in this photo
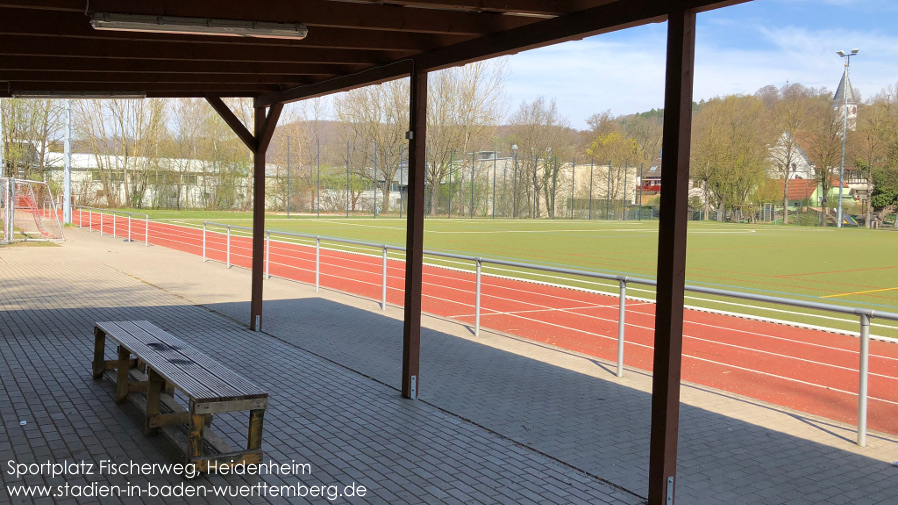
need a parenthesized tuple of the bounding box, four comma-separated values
(691, 95, 772, 221)
(508, 96, 573, 218)
(586, 129, 641, 218)
(76, 99, 167, 208)
(164, 98, 210, 209)
(0, 98, 64, 181)
(803, 96, 846, 226)
(334, 80, 407, 213)
(856, 86, 897, 227)
(426, 59, 508, 214)
(764, 84, 817, 224)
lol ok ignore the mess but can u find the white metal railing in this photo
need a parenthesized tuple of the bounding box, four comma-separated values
(197, 221, 898, 447)
(75, 206, 149, 247)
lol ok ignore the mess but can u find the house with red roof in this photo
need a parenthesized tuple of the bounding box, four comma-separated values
(777, 177, 851, 211)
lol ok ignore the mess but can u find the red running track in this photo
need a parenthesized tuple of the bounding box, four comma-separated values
(74, 212, 898, 435)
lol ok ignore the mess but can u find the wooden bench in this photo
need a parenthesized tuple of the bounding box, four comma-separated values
(92, 320, 268, 471)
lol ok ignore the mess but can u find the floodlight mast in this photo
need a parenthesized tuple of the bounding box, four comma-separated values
(836, 48, 858, 229)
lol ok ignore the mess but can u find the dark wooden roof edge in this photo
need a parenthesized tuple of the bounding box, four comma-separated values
(256, 0, 749, 108)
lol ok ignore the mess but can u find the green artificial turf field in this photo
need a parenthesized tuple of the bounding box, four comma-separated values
(114, 209, 898, 337)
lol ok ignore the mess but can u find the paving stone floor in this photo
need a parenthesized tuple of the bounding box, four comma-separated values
(2, 228, 897, 504)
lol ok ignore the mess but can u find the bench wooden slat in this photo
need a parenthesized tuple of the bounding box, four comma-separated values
(131, 321, 267, 400)
(115, 321, 242, 401)
(94, 320, 268, 472)
(98, 321, 222, 400)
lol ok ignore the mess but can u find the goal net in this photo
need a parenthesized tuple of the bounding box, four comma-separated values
(1, 178, 65, 243)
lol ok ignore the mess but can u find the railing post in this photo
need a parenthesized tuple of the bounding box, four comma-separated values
(127, 213, 132, 242)
(145, 215, 149, 247)
(100, 211, 103, 236)
(475, 259, 482, 337)
(202, 222, 206, 262)
(315, 237, 321, 292)
(266, 231, 271, 279)
(112, 211, 116, 238)
(382, 246, 388, 310)
(79, 207, 82, 227)
(87, 208, 91, 230)
(858, 312, 870, 447)
(618, 278, 627, 378)
(226, 225, 231, 269)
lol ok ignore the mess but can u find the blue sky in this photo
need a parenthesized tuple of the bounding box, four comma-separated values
(504, 0, 898, 129)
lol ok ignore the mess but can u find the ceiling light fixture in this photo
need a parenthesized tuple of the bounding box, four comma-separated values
(90, 12, 309, 40)
(11, 91, 147, 99)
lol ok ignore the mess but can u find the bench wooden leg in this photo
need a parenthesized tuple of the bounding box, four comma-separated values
(92, 327, 106, 379)
(145, 369, 164, 436)
(115, 346, 131, 403)
(187, 401, 205, 460)
(247, 409, 265, 451)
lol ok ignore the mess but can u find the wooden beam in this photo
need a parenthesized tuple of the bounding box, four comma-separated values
(348, 0, 605, 16)
(256, 60, 413, 108)
(257, 104, 284, 158)
(0, 35, 405, 65)
(250, 105, 273, 331)
(6, 82, 275, 94)
(0, 55, 350, 75)
(205, 95, 256, 153)
(258, 0, 749, 106)
(3, 71, 308, 85)
(647, 8, 696, 505)
(2, 0, 538, 35)
(0, 8, 464, 52)
(402, 67, 428, 399)
(416, 0, 747, 71)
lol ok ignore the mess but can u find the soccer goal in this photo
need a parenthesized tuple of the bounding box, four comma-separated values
(0, 177, 65, 243)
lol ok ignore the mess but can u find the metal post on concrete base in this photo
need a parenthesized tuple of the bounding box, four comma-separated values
(315, 237, 321, 291)
(475, 259, 482, 337)
(618, 278, 627, 378)
(858, 312, 870, 446)
(382, 246, 388, 310)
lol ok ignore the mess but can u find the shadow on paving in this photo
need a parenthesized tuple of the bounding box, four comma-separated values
(0, 297, 641, 504)
(201, 296, 897, 505)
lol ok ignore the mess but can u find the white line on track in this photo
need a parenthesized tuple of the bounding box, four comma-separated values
(488, 310, 898, 394)
(418, 263, 898, 362)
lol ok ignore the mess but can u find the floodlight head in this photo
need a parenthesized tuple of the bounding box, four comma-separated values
(512, 144, 518, 151)
(837, 50, 846, 56)
(851, 49, 859, 55)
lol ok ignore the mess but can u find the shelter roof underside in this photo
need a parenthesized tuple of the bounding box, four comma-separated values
(0, 0, 748, 105)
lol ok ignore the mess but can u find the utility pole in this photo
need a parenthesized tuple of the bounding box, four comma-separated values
(589, 159, 594, 220)
(607, 160, 612, 220)
(448, 149, 453, 218)
(492, 149, 497, 219)
(512, 145, 518, 219)
(399, 144, 405, 219)
(373, 142, 378, 218)
(346, 142, 350, 218)
(836, 48, 859, 229)
(570, 158, 575, 219)
(63, 99, 73, 224)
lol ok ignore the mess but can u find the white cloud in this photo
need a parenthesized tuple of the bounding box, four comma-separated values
(503, 13, 898, 128)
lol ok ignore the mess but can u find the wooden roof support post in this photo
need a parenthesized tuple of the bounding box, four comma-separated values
(648, 8, 696, 505)
(205, 95, 257, 154)
(250, 102, 283, 331)
(402, 66, 428, 399)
